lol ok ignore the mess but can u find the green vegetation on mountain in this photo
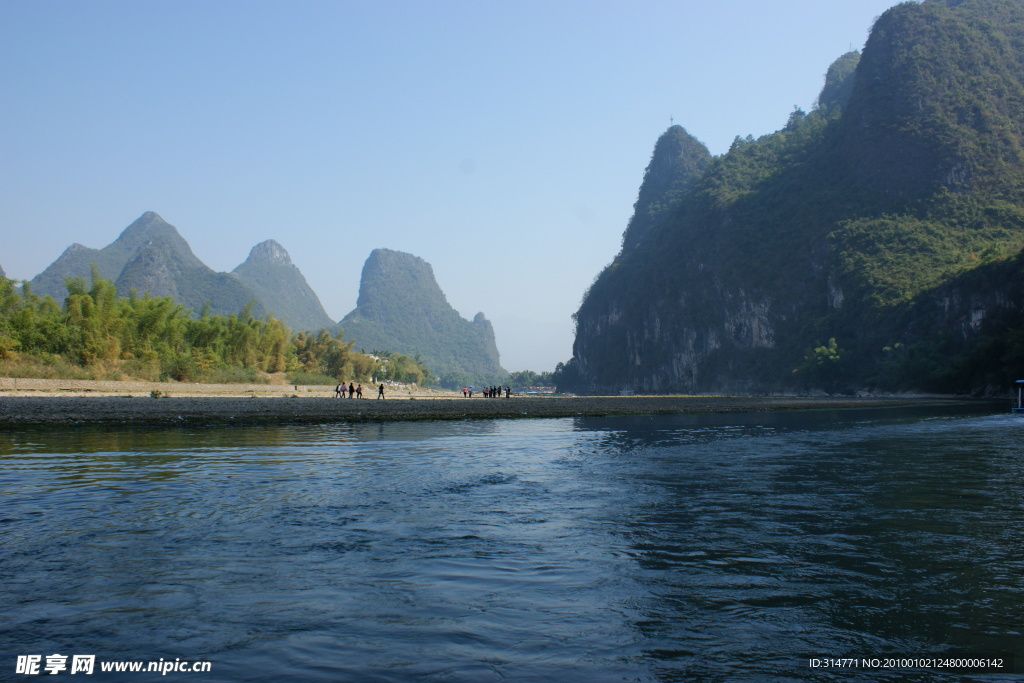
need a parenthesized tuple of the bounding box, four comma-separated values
(339, 249, 506, 388)
(0, 273, 429, 386)
(567, 0, 1024, 395)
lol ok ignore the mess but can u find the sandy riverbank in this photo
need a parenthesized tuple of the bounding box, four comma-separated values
(0, 377, 459, 399)
(0, 379, 974, 426)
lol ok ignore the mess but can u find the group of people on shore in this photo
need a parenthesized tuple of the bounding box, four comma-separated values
(462, 386, 511, 398)
(335, 382, 386, 399)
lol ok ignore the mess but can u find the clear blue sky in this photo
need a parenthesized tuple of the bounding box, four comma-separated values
(1, 0, 901, 372)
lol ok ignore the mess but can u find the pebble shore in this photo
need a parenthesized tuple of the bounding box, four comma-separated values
(0, 378, 965, 426)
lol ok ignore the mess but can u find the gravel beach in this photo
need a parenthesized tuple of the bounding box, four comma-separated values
(0, 378, 968, 426)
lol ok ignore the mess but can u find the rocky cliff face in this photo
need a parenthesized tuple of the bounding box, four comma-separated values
(573, 273, 780, 394)
(340, 249, 505, 385)
(567, 0, 1024, 395)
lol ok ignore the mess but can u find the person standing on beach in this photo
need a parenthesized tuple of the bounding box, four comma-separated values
(356, 384, 363, 398)
(349, 382, 355, 399)
(334, 382, 343, 398)
(377, 383, 385, 399)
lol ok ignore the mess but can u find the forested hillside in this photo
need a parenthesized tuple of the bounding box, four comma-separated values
(565, 0, 1024, 395)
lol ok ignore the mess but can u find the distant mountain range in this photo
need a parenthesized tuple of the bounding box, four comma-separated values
(18, 212, 506, 384)
(26, 211, 335, 330)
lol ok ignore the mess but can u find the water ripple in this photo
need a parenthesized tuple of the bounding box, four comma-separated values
(1, 405, 1020, 680)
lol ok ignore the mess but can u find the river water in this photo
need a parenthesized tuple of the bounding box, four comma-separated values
(1, 404, 1021, 681)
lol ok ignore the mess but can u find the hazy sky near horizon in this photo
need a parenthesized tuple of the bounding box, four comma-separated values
(2, 0, 900, 372)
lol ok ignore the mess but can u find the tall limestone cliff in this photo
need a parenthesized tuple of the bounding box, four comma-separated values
(232, 240, 336, 332)
(566, 0, 1024, 395)
(339, 248, 505, 385)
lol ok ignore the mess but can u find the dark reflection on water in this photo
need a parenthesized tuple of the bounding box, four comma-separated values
(1, 404, 1021, 681)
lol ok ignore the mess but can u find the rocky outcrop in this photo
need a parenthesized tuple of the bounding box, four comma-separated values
(241, 239, 292, 267)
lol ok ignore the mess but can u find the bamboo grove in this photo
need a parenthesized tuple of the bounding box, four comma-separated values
(0, 272, 432, 385)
